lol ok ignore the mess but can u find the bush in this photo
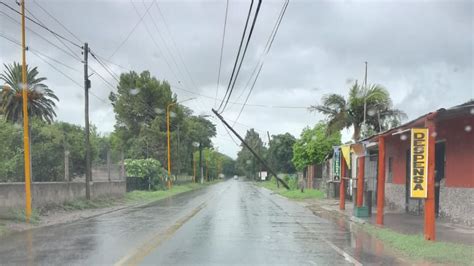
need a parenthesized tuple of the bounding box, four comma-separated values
(125, 158, 167, 190)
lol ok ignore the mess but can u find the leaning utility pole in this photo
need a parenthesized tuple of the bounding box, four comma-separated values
(83, 42, 91, 200)
(20, 0, 32, 222)
(212, 109, 289, 189)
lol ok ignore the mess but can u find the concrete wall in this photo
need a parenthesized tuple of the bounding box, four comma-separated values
(0, 181, 125, 217)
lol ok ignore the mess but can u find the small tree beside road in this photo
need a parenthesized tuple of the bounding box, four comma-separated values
(292, 122, 341, 171)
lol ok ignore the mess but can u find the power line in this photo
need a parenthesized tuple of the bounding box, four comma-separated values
(0, 33, 108, 104)
(108, 0, 154, 59)
(0, 1, 81, 49)
(130, 0, 182, 86)
(0, 32, 81, 73)
(148, 0, 198, 92)
(90, 50, 121, 83)
(32, 0, 83, 43)
(214, 0, 230, 108)
(216, 0, 255, 113)
(24, 5, 81, 61)
(234, 0, 289, 125)
(0, 9, 81, 62)
(220, 0, 263, 114)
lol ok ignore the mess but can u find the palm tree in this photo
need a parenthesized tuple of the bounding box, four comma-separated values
(310, 82, 406, 141)
(1, 62, 59, 123)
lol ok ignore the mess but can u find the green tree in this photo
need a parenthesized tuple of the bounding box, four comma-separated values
(268, 133, 296, 174)
(0, 62, 59, 123)
(292, 122, 341, 170)
(236, 129, 266, 180)
(310, 82, 406, 141)
(110, 70, 173, 160)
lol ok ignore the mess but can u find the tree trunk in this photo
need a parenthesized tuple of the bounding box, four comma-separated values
(353, 124, 361, 141)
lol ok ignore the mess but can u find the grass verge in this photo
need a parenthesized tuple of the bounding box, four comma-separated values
(258, 180, 325, 200)
(126, 180, 220, 203)
(0, 222, 7, 236)
(359, 223, 474, 265)
(8, 208, 41, 224)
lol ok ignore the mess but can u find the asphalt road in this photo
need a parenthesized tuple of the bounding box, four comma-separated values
(0, 180, 403, 265)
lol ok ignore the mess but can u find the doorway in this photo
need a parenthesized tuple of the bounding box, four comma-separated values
(435, 141, 446, 217)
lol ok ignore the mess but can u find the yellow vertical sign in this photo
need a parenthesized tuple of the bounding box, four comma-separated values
(410, 128, 429, 198)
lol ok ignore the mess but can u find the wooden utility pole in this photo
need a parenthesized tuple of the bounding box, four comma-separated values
(83, 42, 91, 200)
(107, 150, 111, 182)
(363, 61, 368, 127)
(20, 0, 32, 222)
(212, 109, 289, 189)
(65, 149, 70, 181)
(199, 142, 203, 184)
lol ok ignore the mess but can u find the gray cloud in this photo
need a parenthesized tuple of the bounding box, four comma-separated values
(1, 0, 472, 158)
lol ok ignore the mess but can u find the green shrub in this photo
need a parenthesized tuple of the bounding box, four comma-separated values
(125, 158, 167, 190)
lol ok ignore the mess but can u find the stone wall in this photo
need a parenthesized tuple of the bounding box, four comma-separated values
(439, 180, 474, 226)
(384, 183, 405, 212)
(0, 181, 125, 217)
(384, 180, 474, 226)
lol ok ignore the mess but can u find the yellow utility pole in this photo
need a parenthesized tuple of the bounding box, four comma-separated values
(20, 0, 32, 222)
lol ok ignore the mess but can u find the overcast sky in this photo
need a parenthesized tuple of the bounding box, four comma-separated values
(1, 0, 473, 158)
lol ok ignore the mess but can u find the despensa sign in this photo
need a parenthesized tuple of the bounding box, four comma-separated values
(410, 128, 429, 198)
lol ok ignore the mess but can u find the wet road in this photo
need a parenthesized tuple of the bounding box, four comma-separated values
(0, 180, 403, 265)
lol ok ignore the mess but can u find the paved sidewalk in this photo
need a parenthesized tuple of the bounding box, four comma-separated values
(303, 198, 474, 246)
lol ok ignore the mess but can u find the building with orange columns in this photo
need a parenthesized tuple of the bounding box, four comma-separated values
(362, 101, 474, 240)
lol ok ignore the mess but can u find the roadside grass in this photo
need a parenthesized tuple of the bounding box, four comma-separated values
(359, 223, 474, 265)
(61, 197, 116, 211)
(126, 180, 220, 203)
(258, 179, 325, 200)
(8, 208, 41, 224)
(0, 222, 7, 236)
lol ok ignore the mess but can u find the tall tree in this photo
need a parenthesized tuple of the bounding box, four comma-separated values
(292, 122, 341, 170)
(310, 82, 406, 141)
(236, 129, 266, 179)
(0, 62, 58, 123)
(268, 133, 296, 174)
(109, 70, 176, 162)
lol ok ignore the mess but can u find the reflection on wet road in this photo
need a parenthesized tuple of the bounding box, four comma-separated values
(0, 180, 403, 265)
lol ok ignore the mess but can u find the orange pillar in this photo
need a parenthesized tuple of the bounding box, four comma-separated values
(356, 156, 365, 207)
(376, 136, 386, 225)
(424, 114, 437, 240)
(339, 157, 346, 210)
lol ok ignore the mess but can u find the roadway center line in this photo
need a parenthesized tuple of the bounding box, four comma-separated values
(114, 202, 206, 266)
(114, 182, 230, 266)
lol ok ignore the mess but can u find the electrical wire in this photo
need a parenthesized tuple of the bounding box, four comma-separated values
(130, 0, 182, 86)
(0, 33, 108, 104)
(233, 0, 289, 125)
(153, 1, 198, 94)
(144, 0, 195, 92)
(0, 1, 81, 49)
(216, 0, 255, 113)
(108, 0, 154, 59)
(0, 9, 81, 62)
(214, 0, 230, 108)
(32, 0, 83, 43)
(90, 51, 121, 83)
(24, 5, 81, 61)
(220, 0, 263, 114)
